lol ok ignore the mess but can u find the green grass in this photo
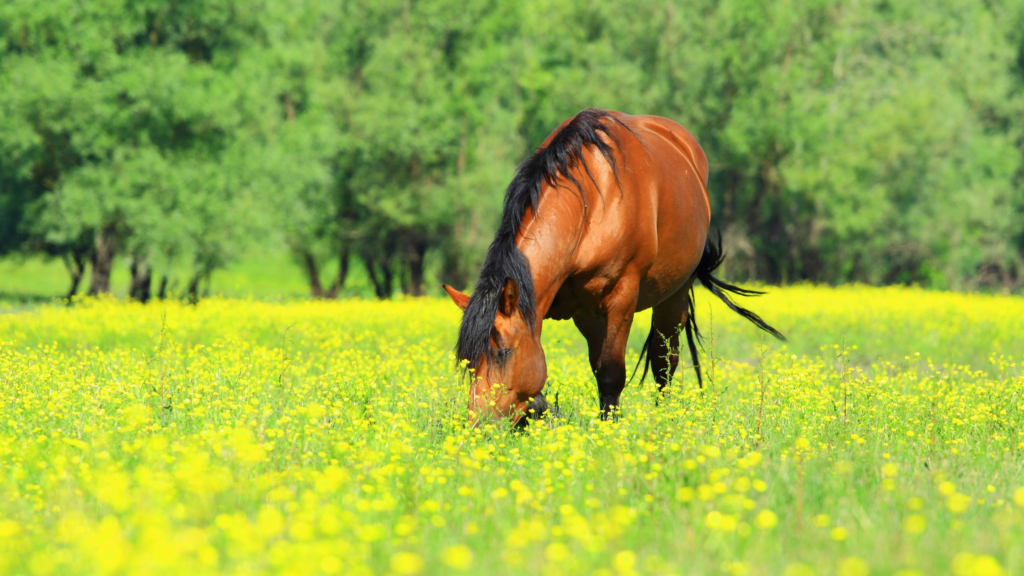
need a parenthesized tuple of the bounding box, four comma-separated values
(0, 290, 1022, 575)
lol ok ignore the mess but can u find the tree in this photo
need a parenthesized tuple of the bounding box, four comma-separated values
(2, 0, 1022, 298)
(0, 0, 267, 298)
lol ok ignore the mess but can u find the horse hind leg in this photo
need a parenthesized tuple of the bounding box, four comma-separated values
(649, 281, 698, 393)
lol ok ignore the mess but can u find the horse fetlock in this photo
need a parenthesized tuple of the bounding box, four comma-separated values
(599, 394, 622, 421)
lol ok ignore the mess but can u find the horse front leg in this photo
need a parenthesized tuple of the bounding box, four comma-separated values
(595, 326, 630, 420)
(573, 282, 638, 420)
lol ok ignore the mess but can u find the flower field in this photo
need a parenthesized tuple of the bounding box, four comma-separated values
(1, 286, 1022, 576)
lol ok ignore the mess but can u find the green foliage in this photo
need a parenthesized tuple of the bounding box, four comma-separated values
(0, 0, 266, 296)
(1, 0, 1022, 299)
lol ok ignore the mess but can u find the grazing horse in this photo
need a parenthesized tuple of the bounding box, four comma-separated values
(444, 109, 784, 425)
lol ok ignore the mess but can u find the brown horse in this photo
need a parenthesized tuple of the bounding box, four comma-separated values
(444, 109, 783, 425)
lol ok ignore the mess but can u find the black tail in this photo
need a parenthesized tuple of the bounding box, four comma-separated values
(630, 231, 786, 388)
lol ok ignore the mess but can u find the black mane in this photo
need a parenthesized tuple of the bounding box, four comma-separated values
(456, 109, 628, 372)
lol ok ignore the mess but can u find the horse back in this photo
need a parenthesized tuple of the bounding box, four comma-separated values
(532, 109, 712, 315)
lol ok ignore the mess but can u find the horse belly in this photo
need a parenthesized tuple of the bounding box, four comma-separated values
(545, 283, 580, 320)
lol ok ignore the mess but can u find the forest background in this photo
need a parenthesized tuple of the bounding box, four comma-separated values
(1, 0, 1023, 303)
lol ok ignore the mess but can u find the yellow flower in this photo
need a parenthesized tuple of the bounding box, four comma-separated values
(755, 510, 778, 529)
(733, 477, 752, 493)
(952, 553, 1005, 576)
(1012, 488, 1024, 507)
(441, 545, 473, 571)
(390, 552, 424, 575)
(613, 551, 636, 573)
(3, 288, 1022, 575)
(544, 542, 570, 562)
(946, 493, 972, 514)
(320, 556, 343, 574)
(722, 560, 750, 576)
(705, 511, 723, 529)
(0, 520, 21, 539)
(837, 557, 869, 576)
(902, 515, 927, 535)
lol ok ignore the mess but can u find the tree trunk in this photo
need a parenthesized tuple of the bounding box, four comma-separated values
(442, 241, 468, 292)
(379, 259, 393, 299)
(366, 256, 393, 299)
(407, 242, 427, 297)
(399, 260, 410, 295)
(62, 251, 86, 300)
(284, 94, 296, 122)
(724, 169, 740, 224)
(303, 251, 324, 298)
(89, 227, 116, 295)
(187, 273, 202, 304)
(366, 260, 383, 299)
(157, 275, 169, 300)
(325, 249, 350, 299)
(129, 258, 152, 303)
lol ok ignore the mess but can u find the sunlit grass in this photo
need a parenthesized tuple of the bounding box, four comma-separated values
(0, 287, 1022, 575)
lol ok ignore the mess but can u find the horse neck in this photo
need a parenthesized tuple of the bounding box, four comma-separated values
(515, 185, 586, 329)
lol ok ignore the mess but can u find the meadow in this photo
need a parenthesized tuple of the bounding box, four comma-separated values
(0, 286, 1022, 576)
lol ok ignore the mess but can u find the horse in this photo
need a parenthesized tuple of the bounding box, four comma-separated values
(443, 109, 784, 425)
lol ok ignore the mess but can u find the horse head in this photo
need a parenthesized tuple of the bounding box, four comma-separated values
(444, 281, 547, 426)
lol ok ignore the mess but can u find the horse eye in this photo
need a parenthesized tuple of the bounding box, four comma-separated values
(494, 348, 512, 362)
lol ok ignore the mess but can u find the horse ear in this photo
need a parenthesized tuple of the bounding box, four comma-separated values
(443, 285, 470, 311)
(499, 278, 520, 317)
